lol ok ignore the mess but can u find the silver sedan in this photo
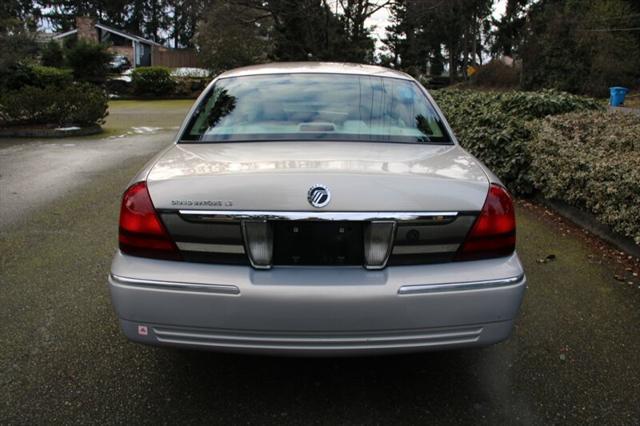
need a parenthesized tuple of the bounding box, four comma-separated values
(109, 62, 525, 355)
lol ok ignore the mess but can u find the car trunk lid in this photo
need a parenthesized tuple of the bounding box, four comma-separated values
(146, 141, 489, 212)
(142, 142, 491, 269)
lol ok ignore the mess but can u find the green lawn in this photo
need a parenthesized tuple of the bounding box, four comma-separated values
(101, 99, 195, 138)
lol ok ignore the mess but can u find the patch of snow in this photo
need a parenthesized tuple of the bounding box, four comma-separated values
(171, 67, 211, 78)
(132, 126, 162, 134)
(114, 69, 133, 82)
(55, 127, 81, 131)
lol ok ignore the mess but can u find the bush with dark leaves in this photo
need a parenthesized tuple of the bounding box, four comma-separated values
(529, 111, 640, 245)
(131, 66, 176, 96)
(0, 83, 108, 128)
(431, 89, 602, 194)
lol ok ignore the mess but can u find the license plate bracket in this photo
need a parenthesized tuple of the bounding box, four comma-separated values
(272, 221, 364, 266)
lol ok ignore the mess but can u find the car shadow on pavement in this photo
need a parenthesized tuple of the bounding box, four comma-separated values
(148, 346, 506, 423)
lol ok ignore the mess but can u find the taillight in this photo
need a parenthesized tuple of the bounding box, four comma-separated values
(118, 181, 181, 260)
(456, 183, 516, 261)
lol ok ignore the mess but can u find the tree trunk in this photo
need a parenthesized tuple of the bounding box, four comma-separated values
(462, 30, 469, 81)
(449, 45, 457, 83)
(471, 16, 478, 66)
(173, 6, 179, 48)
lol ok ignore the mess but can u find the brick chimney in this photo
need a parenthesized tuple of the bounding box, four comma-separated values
(76, 16, 98, 42)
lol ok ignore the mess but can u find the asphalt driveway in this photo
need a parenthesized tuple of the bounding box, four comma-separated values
(1, 101, 639, 425)
(0, 99, 192, 228)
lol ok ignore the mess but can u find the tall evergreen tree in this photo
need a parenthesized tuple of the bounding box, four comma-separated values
(521, 0, 640, 96)
(167, 0, 206, 47)
(0, 1, 40, 73)
(383, 0, 491, 80)
(197, 0, 375, 63)
(196, 0, 272, 72)
(491, 0, 532, 57)
(336, 0, 387, 62)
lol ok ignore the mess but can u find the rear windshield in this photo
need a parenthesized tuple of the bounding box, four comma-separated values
(180, 73, 451, 144)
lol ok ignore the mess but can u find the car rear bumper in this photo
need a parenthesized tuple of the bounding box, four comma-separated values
(109, 251, 526, 355)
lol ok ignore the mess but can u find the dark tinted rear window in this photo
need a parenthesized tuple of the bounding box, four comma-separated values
(181, 73, 450, 144)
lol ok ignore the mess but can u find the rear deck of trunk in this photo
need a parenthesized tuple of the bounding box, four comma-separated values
(146, 141, 490, 268)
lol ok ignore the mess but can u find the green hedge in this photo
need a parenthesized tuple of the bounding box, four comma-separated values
(173, 76, 208, 97)
(108, 74, 207, 98)
(131, 66, 176, 96)
(431, 88, 639, 245)
(30, 65, 73, 88)
(0, 83, 108, 127)
(529, 112, 640, 245)
(431, 89, 602, 194)
(0, 63, 73, 91)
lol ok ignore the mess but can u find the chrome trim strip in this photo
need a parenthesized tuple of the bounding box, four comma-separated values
(152, 326, 483, 349)
(392, 243, 460, 255)
(179, 210, 458, 223)
(176, 242, 245, 254)
(109, 274, 240, 295)
(398, 274, 525, 295)
(153, 336, 481, 351)
(152, 327, 483, 343)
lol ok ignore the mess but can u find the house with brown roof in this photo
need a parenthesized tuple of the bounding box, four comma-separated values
(52, 17, 197, 68)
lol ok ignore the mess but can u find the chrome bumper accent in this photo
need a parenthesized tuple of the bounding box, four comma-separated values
(178, 210, 458, 223)
(151, 324, 484, 351)
(398, 274, 525, 295)
(118, 318, 517, 354)
(109, 274, 240, 295)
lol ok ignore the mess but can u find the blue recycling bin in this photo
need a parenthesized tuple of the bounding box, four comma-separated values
(609, 87, 629, 107)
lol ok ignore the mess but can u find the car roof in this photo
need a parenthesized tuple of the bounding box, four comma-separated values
(216, 62, 414, 80)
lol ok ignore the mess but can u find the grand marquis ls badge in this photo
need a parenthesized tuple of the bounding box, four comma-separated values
(307, 184, 331, 208)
